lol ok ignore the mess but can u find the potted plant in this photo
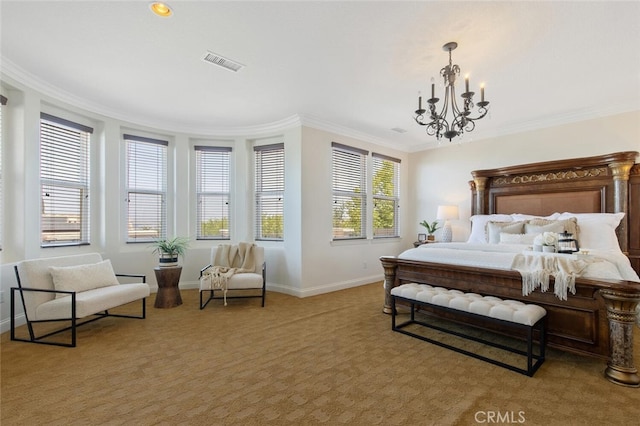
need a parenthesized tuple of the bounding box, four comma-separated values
(150, 236, 190, 267)
(419, 220, 441, 241)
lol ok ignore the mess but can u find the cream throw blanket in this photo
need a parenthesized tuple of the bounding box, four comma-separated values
(511, 253, 596, 300)
(200, 242, 256, 306)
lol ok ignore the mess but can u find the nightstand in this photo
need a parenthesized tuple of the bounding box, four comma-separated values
(413, 240, 436, 248)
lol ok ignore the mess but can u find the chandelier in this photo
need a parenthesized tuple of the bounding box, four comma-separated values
(414, 42, 489, 141)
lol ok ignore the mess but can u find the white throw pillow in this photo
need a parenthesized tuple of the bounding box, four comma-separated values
(557, 212, 625, 251)
(50, 259, 120, 298)
(524, 217, 578, 237)
(511, 213, 561, 221)
(487, 221, 525, 244)
(499, 233, 538, 245)
(467, 214, 513, 244)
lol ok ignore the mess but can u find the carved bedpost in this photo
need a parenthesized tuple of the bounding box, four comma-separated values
(600, 288, 640, 387)
(380, 256, 398, 314)
(609, 160, 634, 253)
(473, 176, 488, 214)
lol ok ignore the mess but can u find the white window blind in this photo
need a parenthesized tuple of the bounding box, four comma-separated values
(332, 142, 368, 239)
(40, 113, 93, 247)
(0, 95, 6, 250)
(254, 143, 284, 240)
(125, 134, 167, 242)
(372, 153, 400, 238)
(195, 146, 231, 240)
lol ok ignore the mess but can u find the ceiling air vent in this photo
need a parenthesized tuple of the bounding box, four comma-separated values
(201, 51, 245, 72)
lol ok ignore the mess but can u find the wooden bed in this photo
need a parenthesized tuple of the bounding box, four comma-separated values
(381, 151, 640, 387)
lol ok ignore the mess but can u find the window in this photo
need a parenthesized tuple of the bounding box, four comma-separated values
(254, 143, 284, 240)
(39, 113, 93, 247)
(0, 94, 6, 250)
(195, 146, 231, 240)
(332, 142, 368, 239)
(372, 153, 400, 238)
(125, 134, 167, 242)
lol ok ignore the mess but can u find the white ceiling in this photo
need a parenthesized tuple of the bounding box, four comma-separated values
(2, 0, 639, 152)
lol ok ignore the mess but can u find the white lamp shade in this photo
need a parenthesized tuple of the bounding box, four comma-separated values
(436, 205, 459, 221)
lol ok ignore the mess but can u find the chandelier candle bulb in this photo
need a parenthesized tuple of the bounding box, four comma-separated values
(465, 75, 470, 93)
(481, 84, 485, 102)
(418, 93, 422, 110)
(431, 83, 435, 99)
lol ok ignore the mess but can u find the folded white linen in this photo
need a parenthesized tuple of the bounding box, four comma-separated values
(511, 252, 596, 300)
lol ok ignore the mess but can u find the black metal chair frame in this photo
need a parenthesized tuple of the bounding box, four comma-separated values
(392, 294, 546, 377)
(199, 262, 266, 309)
(11, 266, 147, 348)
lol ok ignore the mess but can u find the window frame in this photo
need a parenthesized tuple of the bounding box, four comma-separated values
(0, 95, 6, 250)
(195, 145, 232, 240)
(331, 142, 368, 240)
(254, 143, 285, 241)
(124, 134, 168, 243)
(372, 152, 401, 239)
(39, 112, 93, 248)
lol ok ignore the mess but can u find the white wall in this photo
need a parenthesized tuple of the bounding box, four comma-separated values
(0, 78, 410, 332)
(298, 126, 409, 296)
(409, 110, 640, 242)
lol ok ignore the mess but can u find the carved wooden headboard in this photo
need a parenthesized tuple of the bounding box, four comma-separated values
(469, 151, 640, 273)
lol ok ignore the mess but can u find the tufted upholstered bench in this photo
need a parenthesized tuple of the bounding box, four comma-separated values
(391, 283, 546, 376)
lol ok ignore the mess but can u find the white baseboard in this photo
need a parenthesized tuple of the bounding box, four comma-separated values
(0, 276, 383, 335)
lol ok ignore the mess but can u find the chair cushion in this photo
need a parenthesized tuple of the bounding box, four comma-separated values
(49, 260, 120, 298)
(35, 283, 150, 320)
(227, 272, 264, 290)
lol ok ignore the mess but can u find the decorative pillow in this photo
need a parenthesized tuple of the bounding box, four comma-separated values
(49, 259, 119, 298)
(557, 212, 625, 251)
(487, 221, 525, 244)
(524, 217, 579, 237)
(499, 233, 538, 245)
(467, 214, 513, 244)
(511, 213, 561, 221)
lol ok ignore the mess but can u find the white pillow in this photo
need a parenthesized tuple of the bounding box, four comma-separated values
(487, 221, 525, 244)
(511, 213, 561, 221)
(499, 233, 538, 245)
(467, 214, 513, 244)
(524, 217, 579, 237)
(49, 259, 120, 298)
(557, 212, 625, 251)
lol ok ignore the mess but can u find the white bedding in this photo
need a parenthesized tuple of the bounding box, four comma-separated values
(398, 242, 640, 283)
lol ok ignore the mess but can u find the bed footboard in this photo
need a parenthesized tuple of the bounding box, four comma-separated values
(381, 256, 640, 387)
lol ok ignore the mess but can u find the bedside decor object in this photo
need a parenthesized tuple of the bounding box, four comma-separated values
(436, 205, 459, 243)
(413, 42, 490, 141)
(534, 232, 558, 253)
(419, 220, 440, 241)
(150, 236, 190, 267)
(418, 233, 427, 242)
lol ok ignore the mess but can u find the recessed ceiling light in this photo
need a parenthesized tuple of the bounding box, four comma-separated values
(149, 2, 173, 17)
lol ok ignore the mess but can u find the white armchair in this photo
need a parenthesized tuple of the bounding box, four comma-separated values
(199, 244, 266, 309)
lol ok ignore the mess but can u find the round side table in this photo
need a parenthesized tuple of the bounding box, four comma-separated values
(154, 266, 183, 308)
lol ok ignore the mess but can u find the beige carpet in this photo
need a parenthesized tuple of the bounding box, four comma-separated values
(2, 282, 639, 425)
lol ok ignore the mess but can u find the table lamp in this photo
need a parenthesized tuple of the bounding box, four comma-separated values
(436, 205, 459, 243)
